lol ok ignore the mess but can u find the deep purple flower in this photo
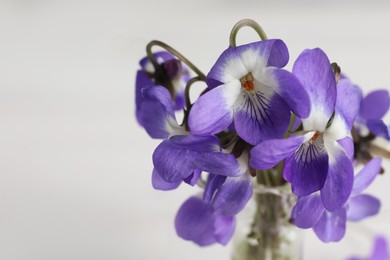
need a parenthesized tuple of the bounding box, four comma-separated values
(291, 158, 381, 242)
(136, 51, 189, 125)
(356, 90, 390, 140)
(348, 236, 389, 260)
(250, 48, 362, 211)
(188, 40, 310, 145)
(175, 154, 253, 246)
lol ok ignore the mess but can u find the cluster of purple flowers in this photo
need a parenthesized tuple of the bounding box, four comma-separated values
(135, 21, 389, 246)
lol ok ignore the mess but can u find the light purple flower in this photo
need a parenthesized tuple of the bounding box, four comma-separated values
(357, 90, 390, 140)
(139, 86, 186, 139)
(188, 40, 310, 145)
(136, 51, 189, 125)
(348, 236, 389, 260)
(175, 196, 236, 246)
(250, 48, 362, 211)
(175, 154, 253, 246)
(152, 135, 241, 189)
(291, 158, 382, 242)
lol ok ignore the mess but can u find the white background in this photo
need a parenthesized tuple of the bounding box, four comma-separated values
(1, 0, 390, 259)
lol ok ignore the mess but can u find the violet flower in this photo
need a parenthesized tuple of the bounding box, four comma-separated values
(348, 236, 389, 260)
(250, 48, 362, 211)
(291, 158, 382, 242)
(138, 85, 242, 190)
(188, 40, 310, 145)
(356, 90, 390, 140)
(136, 51, 189, 125)
(175, 154, 253, 246)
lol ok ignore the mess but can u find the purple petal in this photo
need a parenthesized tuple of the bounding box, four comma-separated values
(272, 68, 310, 118)
(175, 197, 217, 246)
(204, 174, 227, 203)
(352, 158, 382, 196)
(367, 119, 390, 140)
(335, 79, 362, 128)
(321, 143, 354, 211)
(291, 193, 325, 228)
(212, 174, 253, 216)
(234, 39, 289, 70)
(283, 139, 329, 196)
(135, 71, 155, 125)
(153, 135, 240, 182)
(326, 79, 362, 140)
(213, 214, 236, 245)
(370, 236, 389, 260)
(293, 48, 337, 131)
(250, 135, 306, 170)
(163, 59, 182, 78)
(360, 90, 390, 120)
(338, 137, 354, 161)
(183, 169, 202, 186)
(189, 82, 239, 136)
(139, 51, 173, 70)
(347, 194, 380, 221)
(313, 207, 347, 242)
(151, 168, 181, 190)
(234, 91, 291, 144)
(139, 86, 179, 139)
(207, 40, 289, 84)
(207, 46, 247, 84)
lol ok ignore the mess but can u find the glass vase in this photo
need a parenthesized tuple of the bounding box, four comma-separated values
(232, 184, 302, 260)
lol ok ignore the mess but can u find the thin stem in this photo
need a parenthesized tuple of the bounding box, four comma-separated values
(370, 143, 390, 159)
(229, 19, 268, 48)
(184, 76, 203, 110)
(146, 40, 206, 79)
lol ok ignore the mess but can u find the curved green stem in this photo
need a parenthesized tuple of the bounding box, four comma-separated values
(146, 40, 206, 79)
(229, 19, 268, 48)
(184, 76, 204, 110)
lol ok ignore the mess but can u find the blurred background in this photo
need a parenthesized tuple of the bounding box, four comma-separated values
(1, 0, 389, 259)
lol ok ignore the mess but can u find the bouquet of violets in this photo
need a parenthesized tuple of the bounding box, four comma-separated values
(135, 19, 390, 259)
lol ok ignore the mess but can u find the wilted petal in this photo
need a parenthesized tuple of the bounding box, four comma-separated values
(313, 207, 347, 242)
(347, 194, 380, 221)
(326, 79, 362, 140)
(189, 81, 240, 136)
(352, 158, 382, 196)
(291, 193, 325, 228)
(234, 90, 290, 144)
(367, 119, 390, 140)
(250, 134, 307, 170)
(283, 139, 329, 196)
(151, 168, 181, 190)
(321, 141, 354, 211)
(360, 90, 390, 120)
(175, 197, 217, 246)
(212, 173, 253, 216)
(272, 68, 310, 118)
(293, 48, 337, 132)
